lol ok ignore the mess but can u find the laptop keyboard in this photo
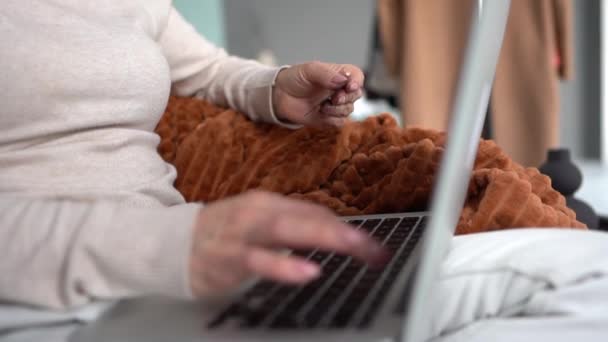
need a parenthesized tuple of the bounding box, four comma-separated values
(208, 215, 427, 330)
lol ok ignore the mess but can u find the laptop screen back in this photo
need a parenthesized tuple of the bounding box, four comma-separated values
(399, 1, 511, 341)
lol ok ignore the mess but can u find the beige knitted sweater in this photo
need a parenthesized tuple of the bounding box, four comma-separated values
(0, 0, 288, 309)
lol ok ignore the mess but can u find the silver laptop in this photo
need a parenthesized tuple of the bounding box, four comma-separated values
(71, 2, 510, 341)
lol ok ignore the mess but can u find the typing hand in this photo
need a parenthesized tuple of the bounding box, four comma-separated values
(188, 191, 387, 298)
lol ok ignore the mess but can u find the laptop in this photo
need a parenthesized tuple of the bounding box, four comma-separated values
(71, 2, 510, 341)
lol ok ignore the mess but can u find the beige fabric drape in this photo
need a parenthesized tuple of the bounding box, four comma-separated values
(378, 0, 574, 166)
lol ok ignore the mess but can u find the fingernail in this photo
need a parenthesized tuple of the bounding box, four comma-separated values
(348, 82, 360, 92)
(331, 74, 348, 84)
(298, 263, 320, 279)
(338, 95, 346, 104)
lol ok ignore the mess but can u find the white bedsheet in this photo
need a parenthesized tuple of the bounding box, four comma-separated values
(429, 228, 608, 341)
(2, 228, 607, 342)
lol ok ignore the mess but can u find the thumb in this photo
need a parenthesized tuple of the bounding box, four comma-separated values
(301, 62, 349, 90)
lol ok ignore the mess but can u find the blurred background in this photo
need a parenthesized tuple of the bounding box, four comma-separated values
(174, 0, 604, 161)
(174, 0, 606, 220)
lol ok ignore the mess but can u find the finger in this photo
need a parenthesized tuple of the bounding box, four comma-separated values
(321, 103, 355, 117)
(320, 117, 347, 127)
(331, 89, 363, 105)
(246, 247, 321, 284)
(254, 212, 388, 264)
(338, 65, 365, 93)
(346, 80, 360, 92)
(302, 62, 349, 90)
(233, 191, 341, 244)
(346, 88, 364, 103)
(331, 89, 348, 105)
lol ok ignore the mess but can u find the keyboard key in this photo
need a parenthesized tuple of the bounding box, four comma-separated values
(330, 300, 361, 328)
(324, 255, 348, 272)
(245, 281, 276, 297)
(382, 218, 401, 227)
(327, 268, 382, 327)
(347, 219, 363, 227)
(269, 315, 299, 329)
(270, 257, 361, 329)
(418, 217, 429, 227)
(398, 217, 419, 228)
(357, 227, 425, 328)
(242, 309, 274, 328)
(292, 249, 314, 258)
(274, 279, 325, 317)
(241, 286, 294, 328)
(207, 304, 238, 328)
(361, 219, 381, 232)
(372, 218, 400, 239)
(303, 307, 327, 327)
(300, 263, 362, 325)
(310, 251, 328, 263)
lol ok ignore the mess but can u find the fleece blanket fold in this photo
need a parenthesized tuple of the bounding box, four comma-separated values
(155, 96, 585, 234)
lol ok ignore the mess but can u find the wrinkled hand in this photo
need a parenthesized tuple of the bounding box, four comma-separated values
(189, 191, 387, 298)
(272, 62, 365, 127)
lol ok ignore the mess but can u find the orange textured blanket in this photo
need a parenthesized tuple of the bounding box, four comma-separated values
(155, 96, 585, 234)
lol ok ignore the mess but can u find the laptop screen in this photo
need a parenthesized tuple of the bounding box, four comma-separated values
(400, 2, 511, 342)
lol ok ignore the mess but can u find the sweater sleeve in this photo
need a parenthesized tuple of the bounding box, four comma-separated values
(157, 7, 298, 128)
(0, 196, 201, 309)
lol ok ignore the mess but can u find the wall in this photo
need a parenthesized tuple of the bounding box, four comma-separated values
(173, 0, 226, 47)
(183, 0, 601, 160)
(224, 0, 375, 67)
(559, 0, 601, 160)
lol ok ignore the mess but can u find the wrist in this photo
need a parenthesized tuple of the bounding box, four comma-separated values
(271, 68, 289, 122)
(269, 66, 302, 129)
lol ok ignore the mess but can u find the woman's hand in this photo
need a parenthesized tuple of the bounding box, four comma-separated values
(189, 191, 387, 299)
(272, 62, 365, 127)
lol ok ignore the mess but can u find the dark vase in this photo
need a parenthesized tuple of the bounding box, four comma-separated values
(539, 148, 599, 229)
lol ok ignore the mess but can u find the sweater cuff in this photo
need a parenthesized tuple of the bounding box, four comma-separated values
(135, 203, 201, 300)
(73, 203, 202, 304)
(248, 66, 302, 130)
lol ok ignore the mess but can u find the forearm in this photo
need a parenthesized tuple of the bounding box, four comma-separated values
(158, 7, 294, 127)
(0, 196, 200, 309)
